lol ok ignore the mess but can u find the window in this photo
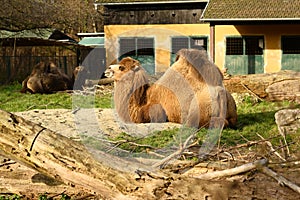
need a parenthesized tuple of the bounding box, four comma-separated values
(226, 38, 243, 55)
(172, 37, 189, 54)
(119, 37, 155, 74)
(226, 36, 264, 55)
(190, 37, 207, 51)
(137, 38, 154, 55)
(225, 36, 264, 75)
(171, 36, 208, 64)
(281, 36, 300, 72)
(282, 36, 300, 54)
(119, 38, 154, 57)
(119, 38, 136, 56)
(245, 37, 264, 55)
(171, 36, 207, 54)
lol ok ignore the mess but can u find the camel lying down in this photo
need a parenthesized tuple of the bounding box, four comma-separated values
(21, 62, 85, 94)
(105, 48, 237, 128)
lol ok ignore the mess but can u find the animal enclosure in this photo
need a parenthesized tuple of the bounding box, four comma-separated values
(0, 43, 80, 84)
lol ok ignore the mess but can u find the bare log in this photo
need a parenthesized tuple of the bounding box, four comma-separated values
(98, 77, 114, 85)
(224, 70, 300, 102)
(261, 166, 300, 194)
(85, 78, 114, 86)
(0, 109, 138, 199)
(193, 159, 268, 180)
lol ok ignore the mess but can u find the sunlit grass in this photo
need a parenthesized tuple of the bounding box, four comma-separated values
(0, 83, 112, 112)
(1, 83, 299, 157)
(108, 100, 300, 156)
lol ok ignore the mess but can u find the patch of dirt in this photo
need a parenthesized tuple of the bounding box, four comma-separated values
(14, 108, 181, 139)
(1, 108, 300, 199)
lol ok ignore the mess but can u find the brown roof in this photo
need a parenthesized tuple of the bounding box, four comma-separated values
(202, 0, 300, 21)
(97, 0, 207, 5)
(97, 0, 205, 3)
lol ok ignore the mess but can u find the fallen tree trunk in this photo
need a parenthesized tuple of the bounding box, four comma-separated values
(261, 166, 300, 194)
(0, 109, 138, 199)
(224, 70, 300, 102)
(193, 159, 268, 180)
(85, 78, 114, 86)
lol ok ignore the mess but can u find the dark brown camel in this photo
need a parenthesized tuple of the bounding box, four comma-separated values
(20, 61, 83, 94)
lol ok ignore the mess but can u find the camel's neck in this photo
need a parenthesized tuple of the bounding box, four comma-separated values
(113, 69, 149, 123)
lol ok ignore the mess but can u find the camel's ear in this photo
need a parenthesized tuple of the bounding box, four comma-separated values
(133, 59, 140, 66)
(119, 65, 126, 71)
(133, 65, 140, 71)
(132, 59, 141, 71)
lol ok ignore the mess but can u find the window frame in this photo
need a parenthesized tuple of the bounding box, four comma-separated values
(170, 36, 208, 64)
(171, 36, 208, 54)
(119, 37, 155, 57)
(226, 36, 264, 56)
(282, 36, 300, 54)
(118, 37, 155, 74)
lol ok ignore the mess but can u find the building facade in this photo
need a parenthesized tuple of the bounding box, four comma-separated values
(98, 0, 209, 74)
(202, 0, 300, 74)
(98, 0, 300, 75)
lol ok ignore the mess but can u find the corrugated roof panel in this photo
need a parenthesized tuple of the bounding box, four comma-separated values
(0, 29, 54, 39)
(78, 37, 105, 47)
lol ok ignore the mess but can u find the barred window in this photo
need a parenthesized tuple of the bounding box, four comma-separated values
(172, 37, 207, 54)
(226, 37, 264, 55)
(190, 37, 207, 51)
(137, 38, 154, 55)
(245, 37, 264, 55)
(119, 38, 154, 56)
(119, 37, 155, 74)
(171, 37, 189, 54)
(226, 38, 243, 55)
(282, 36, 300, 54)
(119, 38, 135, 56)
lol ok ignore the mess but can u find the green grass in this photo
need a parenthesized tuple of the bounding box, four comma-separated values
(221, 100, 293, 146)
(0, 194, 21, 200)
(0, 83, 112, 112)
(1, 83, 299, 158)
(105, 99, 300, 158)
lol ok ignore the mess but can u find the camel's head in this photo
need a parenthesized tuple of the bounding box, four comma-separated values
(72, 66, 86, 79)
(105, 57, 141, 82)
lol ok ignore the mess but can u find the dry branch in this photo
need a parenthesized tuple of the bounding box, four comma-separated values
(193, 159, 268, 180)
(98, 77, 114, 85)
(152, 129, 198, 169)
(256, 133, 286, 161)
(0, 109, 138, 199)
(261, 166, 300, 194)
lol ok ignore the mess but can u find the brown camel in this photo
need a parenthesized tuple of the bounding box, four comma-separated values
(105, 48, 237, 128)
(21, 62, 84, 94)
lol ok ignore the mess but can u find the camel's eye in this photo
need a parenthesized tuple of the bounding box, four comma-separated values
(119, 66, 125, 71)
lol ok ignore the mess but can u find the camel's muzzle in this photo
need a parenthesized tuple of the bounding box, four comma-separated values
(104, 67, 114, 78)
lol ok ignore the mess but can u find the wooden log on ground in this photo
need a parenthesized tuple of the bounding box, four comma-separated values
(98, 77, 114, 85)
(193, 159, 268, 180)
(261, 166, 300, 194)
(85, 78, 114, 86)
(224, 70, 300, 102)
(0, 109, 138, 199)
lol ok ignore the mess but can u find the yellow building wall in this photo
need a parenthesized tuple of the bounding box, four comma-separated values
(104, 24, 210, 73)
(105, 24, 300, 74)
(215, 24, 300, 73)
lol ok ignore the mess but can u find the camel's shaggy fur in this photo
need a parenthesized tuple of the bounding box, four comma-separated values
(21, 62, 81, 94)
(106, 48, 237, 128)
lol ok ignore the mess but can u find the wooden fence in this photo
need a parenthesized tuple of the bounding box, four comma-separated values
(0, 55, 78, 84)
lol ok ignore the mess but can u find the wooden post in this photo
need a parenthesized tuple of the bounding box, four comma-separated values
(210, 24, 215, 62)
